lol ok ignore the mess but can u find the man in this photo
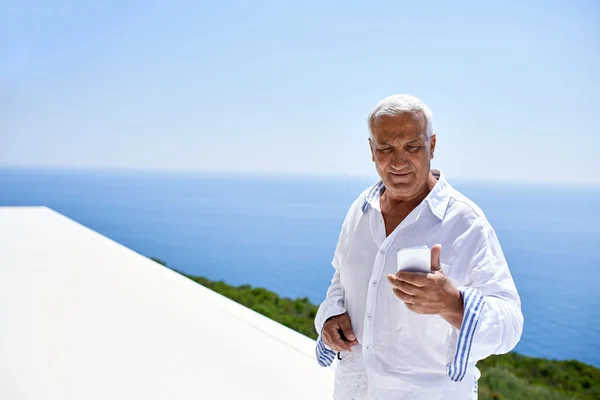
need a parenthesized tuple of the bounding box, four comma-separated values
(314, 94, 523, 399)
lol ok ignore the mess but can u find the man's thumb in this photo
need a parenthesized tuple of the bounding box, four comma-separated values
(431, 244, 442, 272)
(339, 315, 356, 341)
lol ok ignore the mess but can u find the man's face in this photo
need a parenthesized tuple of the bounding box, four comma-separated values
(369, 112, 436, 200)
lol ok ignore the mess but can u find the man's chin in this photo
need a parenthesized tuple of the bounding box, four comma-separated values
(384, 180, 416, 197)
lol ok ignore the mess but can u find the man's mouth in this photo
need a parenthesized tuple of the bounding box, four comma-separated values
(390, 171, 411, 177)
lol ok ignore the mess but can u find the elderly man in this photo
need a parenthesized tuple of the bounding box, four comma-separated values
(314, 95, 523, 399)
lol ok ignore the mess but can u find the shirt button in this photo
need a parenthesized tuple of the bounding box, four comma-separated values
(372, 281, 377, 286)
(367, 314, 372, 319)
(366, 345, 371, 350)
(380, 250, 385, 255)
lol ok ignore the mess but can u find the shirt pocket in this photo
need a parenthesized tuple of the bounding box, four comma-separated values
(336, 347, 365, 380)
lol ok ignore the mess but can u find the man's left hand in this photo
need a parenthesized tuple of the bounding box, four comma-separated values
(386, 244, 464, 328)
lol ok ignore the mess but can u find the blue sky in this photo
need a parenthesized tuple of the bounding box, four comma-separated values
(1, 0, 599, 184)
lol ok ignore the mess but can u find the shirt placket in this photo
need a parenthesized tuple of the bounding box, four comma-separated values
(362, 211, 395, 378)
(361, 204, 423, 385)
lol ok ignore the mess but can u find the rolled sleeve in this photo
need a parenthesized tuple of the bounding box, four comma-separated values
(315, 335, 337, 367)
(446, 287, 486, 382)
(446, 222, 524, 382)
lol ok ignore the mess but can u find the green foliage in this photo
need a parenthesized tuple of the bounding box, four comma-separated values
(478, 353, 600, 399)
(477, 366, 577, 400)
(150, 257, 167, 266)
(150, 258, 599, 399)
(188, 275, 319, 338)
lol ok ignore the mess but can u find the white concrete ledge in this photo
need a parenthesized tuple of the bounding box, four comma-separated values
(0, 207, 333, 400)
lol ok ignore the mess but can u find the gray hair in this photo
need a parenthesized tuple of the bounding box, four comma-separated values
(368, 94, 433, 138)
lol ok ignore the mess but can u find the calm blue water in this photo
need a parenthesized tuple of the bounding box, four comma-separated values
(1, 168, 599, 367)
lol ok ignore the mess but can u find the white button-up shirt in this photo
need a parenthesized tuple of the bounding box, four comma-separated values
(314, 170, 523, 400)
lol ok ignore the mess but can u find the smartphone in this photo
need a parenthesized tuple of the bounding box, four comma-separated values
(397, 245, 430, 273)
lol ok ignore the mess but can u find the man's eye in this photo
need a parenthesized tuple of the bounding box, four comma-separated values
(379, 148, 393, 153)
(406, 146, 420, 152)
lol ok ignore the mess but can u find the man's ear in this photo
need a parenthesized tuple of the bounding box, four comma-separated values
(369, 138, 375, 162)
(429, 134, 437, 160)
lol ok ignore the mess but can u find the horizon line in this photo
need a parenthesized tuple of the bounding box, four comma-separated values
(1, 164, 598, 188)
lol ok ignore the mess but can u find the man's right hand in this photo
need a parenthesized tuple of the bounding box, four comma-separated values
(322, 312, 358, 352)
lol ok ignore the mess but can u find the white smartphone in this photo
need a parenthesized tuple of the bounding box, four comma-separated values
(397, 245, 431, 273)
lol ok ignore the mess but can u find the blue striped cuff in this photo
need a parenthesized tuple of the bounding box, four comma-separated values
(446, 287, 486, 382)
(315, 335, 336, 367)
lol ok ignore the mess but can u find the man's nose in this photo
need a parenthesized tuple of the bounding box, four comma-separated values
(390, 149, 409, 170)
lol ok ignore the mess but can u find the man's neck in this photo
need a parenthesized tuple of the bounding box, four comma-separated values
(382, 172, 438, 212)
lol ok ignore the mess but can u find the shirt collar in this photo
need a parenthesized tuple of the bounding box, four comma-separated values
(361, 169, 451, 220)
(361, 180, 386, 212)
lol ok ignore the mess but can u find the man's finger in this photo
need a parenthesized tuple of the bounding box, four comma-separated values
(395, 271, 428, 287)
(322, 330, 338, 351)
(324, 327, 351, 352)
(430, 244, 442, 272)
(331, 336, 352, 352)
(393, 287, 416, 303)
(387, 275, 422, 295)
(322, 330, 333, 349)
(327, 333, 351, 351)
(338, 314, 357, 342)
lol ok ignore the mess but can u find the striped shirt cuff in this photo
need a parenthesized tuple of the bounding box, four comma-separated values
(315, 335, 336, 367)
(446, 287, 486, 382)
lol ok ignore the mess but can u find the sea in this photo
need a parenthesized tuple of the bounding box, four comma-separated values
(1, 168, 599, 367)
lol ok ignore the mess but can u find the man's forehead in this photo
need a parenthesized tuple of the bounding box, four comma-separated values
(372, 125, 426, 143)
(371, 113, 426, 136)
(373, 132, 424, 144)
